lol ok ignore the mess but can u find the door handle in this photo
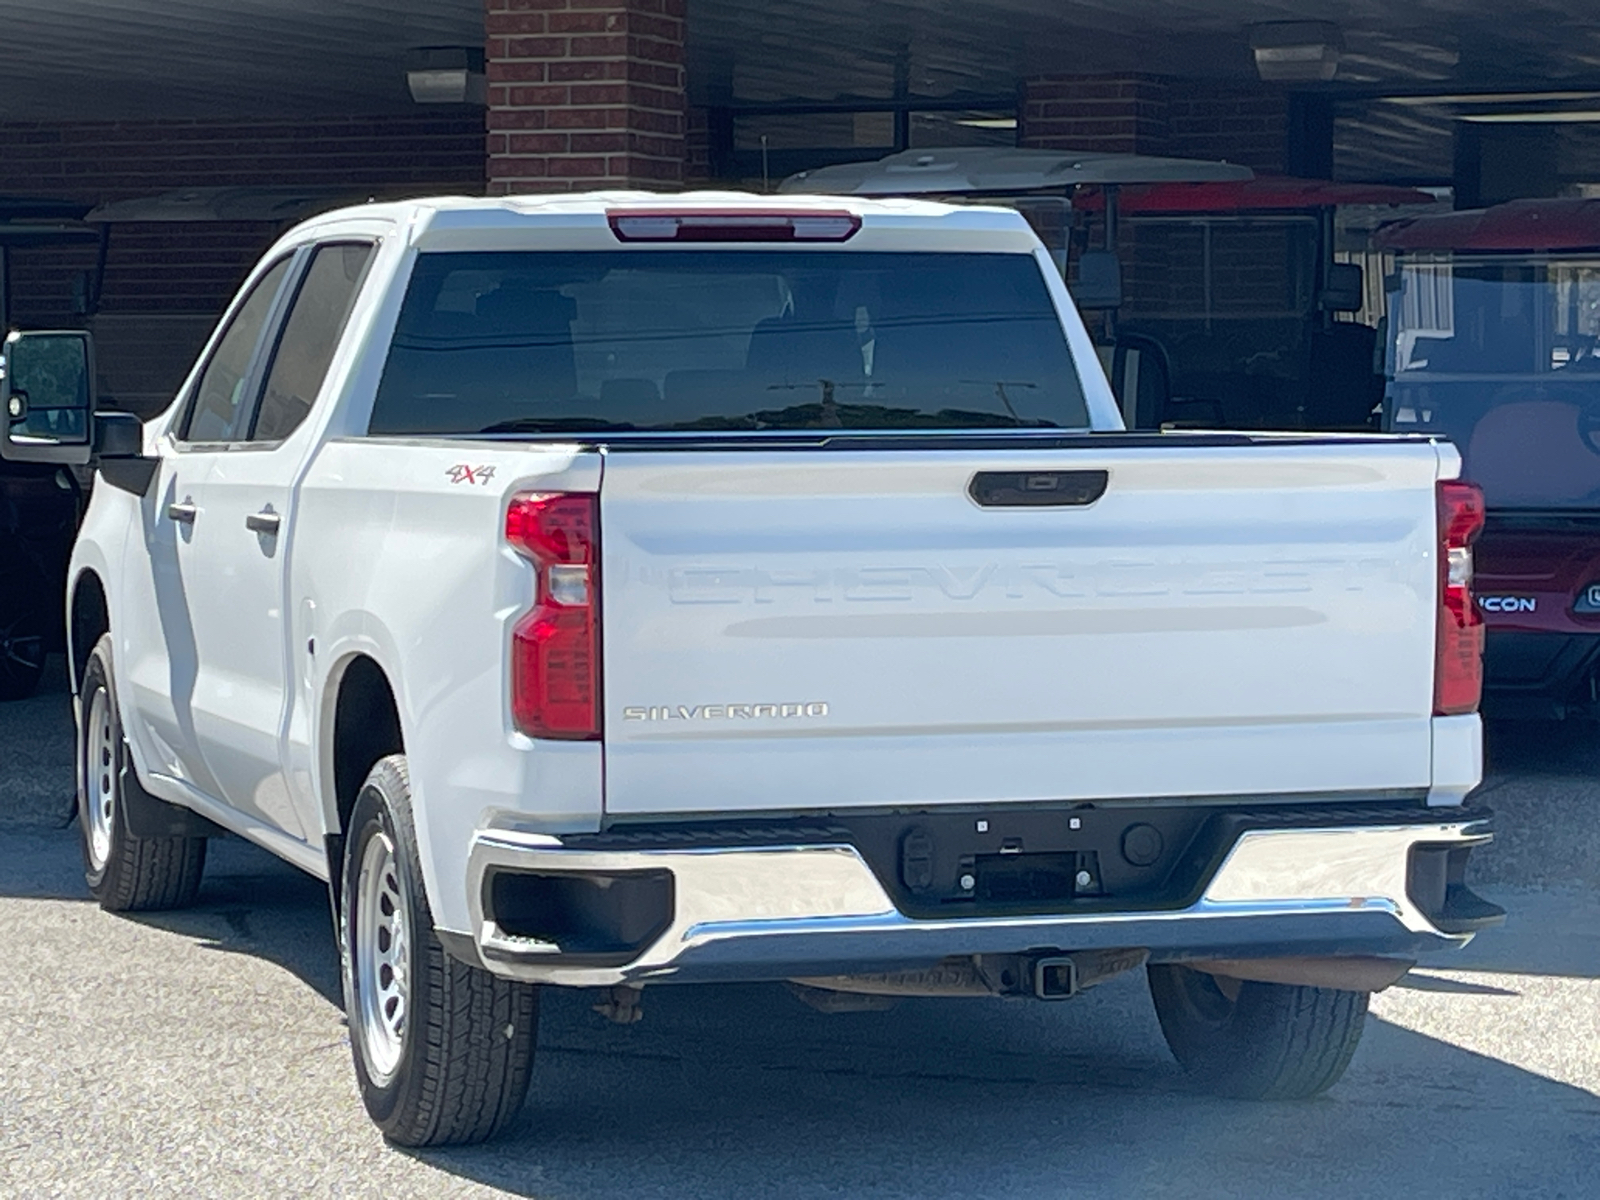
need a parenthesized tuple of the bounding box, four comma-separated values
(968, 470, 1109, 508)
(166, 500, 197, 524)
(246, 510, 281, 535)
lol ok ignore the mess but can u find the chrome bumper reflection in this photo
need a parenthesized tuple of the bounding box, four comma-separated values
(464, 818, 1490, 987)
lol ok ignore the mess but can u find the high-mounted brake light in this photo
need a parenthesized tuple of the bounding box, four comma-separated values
(506, 493, 600, 740)
(1434, 480, 1486, 716)
(607, 209, 861, 243)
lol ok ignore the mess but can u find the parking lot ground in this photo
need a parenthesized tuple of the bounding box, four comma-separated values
(3, 663, 1598, 1198)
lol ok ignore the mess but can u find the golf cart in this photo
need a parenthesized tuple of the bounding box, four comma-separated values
(783, 147, 1434, 432)
(1378, 198, 1600, 718)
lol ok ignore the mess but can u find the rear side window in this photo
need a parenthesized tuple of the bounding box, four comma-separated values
(181, 258, 292, 442)
(250, 243, 374, 442)
(369, 250, 1087, 435)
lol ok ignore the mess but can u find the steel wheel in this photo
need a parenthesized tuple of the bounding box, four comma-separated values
(84, 686, 116, 872)
(355, 829, 409, 1085)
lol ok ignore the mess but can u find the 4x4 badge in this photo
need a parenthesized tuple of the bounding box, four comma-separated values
(446, 464, 496, 486)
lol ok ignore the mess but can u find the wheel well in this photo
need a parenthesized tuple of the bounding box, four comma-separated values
(327, 655, 404, 902)
(69, 572, 108, 694)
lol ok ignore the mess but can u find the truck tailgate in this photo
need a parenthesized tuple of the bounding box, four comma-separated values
(598, 440, 1444, 816)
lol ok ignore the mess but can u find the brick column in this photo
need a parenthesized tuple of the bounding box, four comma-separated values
(1019, 76, 1169, 155)
(1019, 75, 1290, 175)
(1167, 82, 1288, 175)
(485, 0, 685, 194)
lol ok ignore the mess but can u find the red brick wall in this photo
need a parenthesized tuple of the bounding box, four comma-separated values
(1020, 75, 1288, 174)
(0, 113, 484, 413)
(1167, 82, 1288, 175)
(0, 112, 484, 324)
(1019, 76, 1170, 156)
(0, 114, 484, 203)
(486, 0, 686, 193)
(684, 106, 711, 186)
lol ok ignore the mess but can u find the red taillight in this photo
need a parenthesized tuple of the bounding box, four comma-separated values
(507, 493, 600, 739)
(607, 209, 861, 243)
(1435, 480, 1486, 716)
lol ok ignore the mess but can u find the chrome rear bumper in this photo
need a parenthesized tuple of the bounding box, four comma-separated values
(460, 816, 1493, 987)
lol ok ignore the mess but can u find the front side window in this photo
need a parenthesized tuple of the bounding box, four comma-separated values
(180, 258, 292, 442)
(369, 250, 1088, 435)
(250, 243, 374, 442)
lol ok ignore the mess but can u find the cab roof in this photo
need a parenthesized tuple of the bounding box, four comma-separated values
(778, 146, 1253, 196)
(1375, 197, 1600, 253)
(1079, 176, 1438, 215)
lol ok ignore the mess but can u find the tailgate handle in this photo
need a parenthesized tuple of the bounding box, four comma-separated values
(968, 470, 1108, 508)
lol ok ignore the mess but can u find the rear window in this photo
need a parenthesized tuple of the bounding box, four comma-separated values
(369, 250, 1087, 435)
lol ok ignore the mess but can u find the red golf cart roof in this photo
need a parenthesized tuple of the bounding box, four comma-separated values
(1375, 198, 1600, 253)
(1080, 176, 1437, 214)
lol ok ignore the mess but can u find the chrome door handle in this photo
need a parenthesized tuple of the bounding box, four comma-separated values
(166, 500, 197, 524)
(246, 510, 281, 535)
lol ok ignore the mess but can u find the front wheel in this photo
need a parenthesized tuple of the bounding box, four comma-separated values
(78, 634, 206, 911)
(1147, 963, 1368, 1100)
(341, 754, 540, 1146)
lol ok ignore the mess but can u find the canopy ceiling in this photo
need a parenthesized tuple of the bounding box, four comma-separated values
(0, 1, 1597, 123)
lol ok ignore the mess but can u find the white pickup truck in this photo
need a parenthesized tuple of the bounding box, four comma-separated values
(1, 193, 1501, 1146)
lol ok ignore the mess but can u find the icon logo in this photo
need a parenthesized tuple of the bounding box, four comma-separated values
(1479, 595, 1537, 613)
(445, 464, 496, 486)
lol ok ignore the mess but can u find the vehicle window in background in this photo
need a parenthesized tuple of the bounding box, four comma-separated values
(1387, 254, 1600, 508)
(180, 257, 292, 442)
(1391, 255, 1600, 377)
(250, 243, 374, 442)
(1120, 217, 1320, 320)
(369, 250, 1087, 435)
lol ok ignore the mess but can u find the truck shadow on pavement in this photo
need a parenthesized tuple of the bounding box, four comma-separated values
(4, 676, 1600, 1198)
(2, 826, 1598, 1199)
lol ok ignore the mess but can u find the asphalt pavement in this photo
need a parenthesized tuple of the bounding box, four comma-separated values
(2, 661, 1597, 1198)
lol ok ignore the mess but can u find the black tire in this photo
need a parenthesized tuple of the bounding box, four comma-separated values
(341, 754, 540, 1147)
(1147, 963, 1368, 1100)
(78, 633, 207, 911)
(0, 568, 47, 701)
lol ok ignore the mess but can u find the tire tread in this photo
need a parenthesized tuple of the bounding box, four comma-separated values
(80, 634, 207, 914)
(347, 755, 538, 1147)
(1148, 963, 1368, 1100)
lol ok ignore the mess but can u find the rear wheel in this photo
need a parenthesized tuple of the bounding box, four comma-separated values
(341, 754, 540, 1147)
(1147, 963, 1368, 1100)
(78, 634, 206, 911)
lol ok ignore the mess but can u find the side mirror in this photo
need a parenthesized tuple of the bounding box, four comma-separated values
(1071, 250, 1123, 311)
(0, 329, 95, 465)
(1320, 262, 1365, 314)
(94, 410, 158, 495)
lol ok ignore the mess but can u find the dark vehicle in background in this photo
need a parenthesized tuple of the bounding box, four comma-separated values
(1379, 198, 1600, 718)
(0, 198, 98, 699)
(0, 187, 350, 700)
(783, 148, 1435, 434)
(1099, 177, 1434, 432)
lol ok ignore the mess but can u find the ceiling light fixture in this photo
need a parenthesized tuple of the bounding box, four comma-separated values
(1460, 110, 1600, 124)
(1248, 21, 1343, 83)
(406, 46, 487, 105)
(1382, 91, 1600, 107)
